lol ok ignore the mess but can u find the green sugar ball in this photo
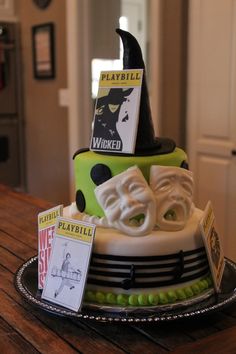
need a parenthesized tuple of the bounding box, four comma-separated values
(128, 294, 139, 306)
(138, 294, 148, 306)
(159, 292, 168, 304)
(201, 279, 209, 289)
(117, 294, 129, 306)
(206, 276, 213, 287)
(95, 291, 105, 304)
(197, 281, 205, 291)
(197, 280, 206, 291)
(85, 290, 96, 302)
(167, 291, 177, 303)
(176, 289, 186, 300)
(148, 293, 159, 305)
(191, 284, 200, 295)
(106, 293, 117, 304)
(184, 287, 194, 298)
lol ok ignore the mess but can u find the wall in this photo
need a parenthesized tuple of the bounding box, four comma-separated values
(158, 0, 188, 149)
(91, 0, 120, 59)
(18, 0, 69, 204)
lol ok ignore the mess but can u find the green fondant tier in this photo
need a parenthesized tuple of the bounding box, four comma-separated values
(84, 275, 213, 307)
(74, 148, 187, 217)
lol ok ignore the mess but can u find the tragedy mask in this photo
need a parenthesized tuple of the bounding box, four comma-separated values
(150, 165, 194, 231)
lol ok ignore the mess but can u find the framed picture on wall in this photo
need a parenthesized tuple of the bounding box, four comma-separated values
(32, 23, 55, 79)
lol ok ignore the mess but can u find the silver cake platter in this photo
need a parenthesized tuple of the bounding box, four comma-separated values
(14, 256, 236, 323)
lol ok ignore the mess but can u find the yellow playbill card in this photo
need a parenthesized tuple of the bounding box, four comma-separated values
(38, 205, 63, 289)
(199, 201, 225, 292)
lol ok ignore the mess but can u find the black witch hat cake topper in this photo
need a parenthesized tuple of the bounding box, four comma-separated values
(74, 28, 176, 158)
(116, 28, 175, 155)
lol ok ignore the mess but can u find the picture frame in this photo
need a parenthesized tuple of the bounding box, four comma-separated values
(32, 23, 55, 79)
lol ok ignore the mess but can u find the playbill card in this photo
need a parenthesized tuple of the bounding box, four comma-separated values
(42, 217, 95, 312)
(199, 201, 225, 292)
(38, 205, 63, 289)
(90, 69, 143, 154)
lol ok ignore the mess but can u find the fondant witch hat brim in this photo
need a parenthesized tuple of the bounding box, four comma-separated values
(116, 28, 175, 156)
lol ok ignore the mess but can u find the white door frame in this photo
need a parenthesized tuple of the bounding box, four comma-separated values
(186, 0, 199, 173)
(149, 0, 162, 135)
(66, 0, 92, 201)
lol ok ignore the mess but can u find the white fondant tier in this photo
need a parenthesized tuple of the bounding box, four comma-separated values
(90, 208, 203, 257)
(64, 206, 210, 297)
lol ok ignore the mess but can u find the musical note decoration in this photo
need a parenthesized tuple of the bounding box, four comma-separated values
(121, 264, 136, 290)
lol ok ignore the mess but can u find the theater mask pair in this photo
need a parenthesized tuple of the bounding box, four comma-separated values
(95, 166, 194, 236)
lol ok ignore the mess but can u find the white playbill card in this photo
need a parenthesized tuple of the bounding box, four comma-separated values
(199, 201, 225, 292)
(42, 217, 95, 311)
(90, 69, 143, 154)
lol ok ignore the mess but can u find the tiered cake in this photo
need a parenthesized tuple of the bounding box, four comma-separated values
(65, 29, 212, 308)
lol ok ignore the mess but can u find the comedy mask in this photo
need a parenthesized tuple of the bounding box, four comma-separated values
(95, 166, 156, 236)
(150, 166, 194, 231)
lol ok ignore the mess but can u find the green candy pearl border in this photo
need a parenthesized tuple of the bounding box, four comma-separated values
(84, 275, 213, 307)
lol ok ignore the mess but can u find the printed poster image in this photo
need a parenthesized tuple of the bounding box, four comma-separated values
(90, 69, 143, 154)
(51, 240, 82, 298)
(42, 218, 95, 312)
(209, 226, 221, 270)
(199, 201, 225, 292)
(205, 223, 225, 292)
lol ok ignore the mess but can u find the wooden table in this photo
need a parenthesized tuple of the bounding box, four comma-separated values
(1, 184, 236, 353)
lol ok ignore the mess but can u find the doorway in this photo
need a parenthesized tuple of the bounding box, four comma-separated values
(187, 0, 236, 260)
